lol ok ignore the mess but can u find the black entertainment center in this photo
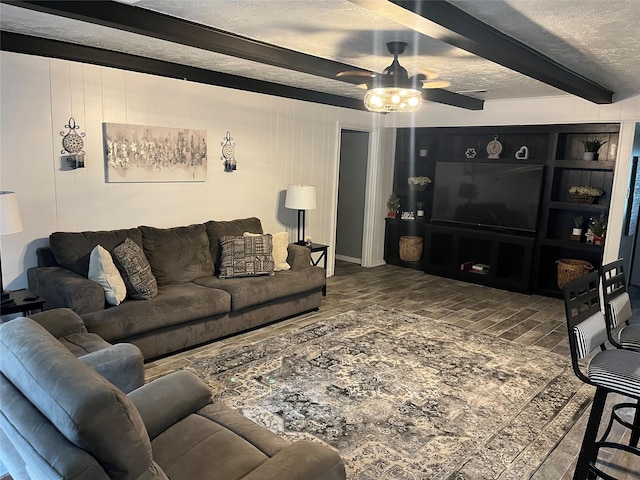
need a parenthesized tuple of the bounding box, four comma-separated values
(385, 123, 619, 297)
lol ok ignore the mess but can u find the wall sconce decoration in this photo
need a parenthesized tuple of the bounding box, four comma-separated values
(60, 117, 86, 169)
(221, 131, 236, 172)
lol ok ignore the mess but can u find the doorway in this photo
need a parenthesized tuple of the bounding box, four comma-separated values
(335, 130, 370, 264)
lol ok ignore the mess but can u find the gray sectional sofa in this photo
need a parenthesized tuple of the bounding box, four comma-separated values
(27, 217, 326, 360)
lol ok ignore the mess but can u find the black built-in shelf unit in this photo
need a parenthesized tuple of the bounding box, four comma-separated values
(387, 123, 619, 296)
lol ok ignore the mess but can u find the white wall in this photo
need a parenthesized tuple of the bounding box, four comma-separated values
(384, 95, 640, 266)
(0, 51, 378, 288)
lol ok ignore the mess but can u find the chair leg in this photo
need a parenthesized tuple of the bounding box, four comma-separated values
(632, 399, 640, 448)
(574, 388, 607, 480)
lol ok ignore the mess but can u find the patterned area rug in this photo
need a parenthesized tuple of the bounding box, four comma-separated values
(186, 305, 593, 479)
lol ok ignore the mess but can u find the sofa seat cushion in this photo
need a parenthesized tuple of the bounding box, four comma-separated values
(49, 228, 143, 278)
(140, 224, 214, 286)
(193, 266, 325, 311)
(152, 403, 288, 480)
(82, 283, 231, 342)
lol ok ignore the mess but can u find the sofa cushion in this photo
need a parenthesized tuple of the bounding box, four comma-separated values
(81, 283, 231, 342)
(193, 267, 325, 311)
(112, 238, 158, 300)
(88, 245, 126, 305)
(205, 218, 263, 272)
(49, 228, 142, 278)
(219, 235, 274, 279)
(140, 224, 214, 286)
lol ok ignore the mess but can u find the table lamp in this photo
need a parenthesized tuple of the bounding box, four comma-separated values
(285, 185, 317, 245)
(1, 191, 24, 304)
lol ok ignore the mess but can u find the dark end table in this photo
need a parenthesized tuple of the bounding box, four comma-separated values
(305, 242, 328, 296)
(1, 289, 46, 317)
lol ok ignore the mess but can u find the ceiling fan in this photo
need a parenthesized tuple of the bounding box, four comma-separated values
(337, 41, 450, 112)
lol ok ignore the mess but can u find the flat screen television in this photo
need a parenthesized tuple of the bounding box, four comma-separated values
(431, 162, 544, 233)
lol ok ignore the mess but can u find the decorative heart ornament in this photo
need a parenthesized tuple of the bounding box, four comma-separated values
(515, 145, 529, 160)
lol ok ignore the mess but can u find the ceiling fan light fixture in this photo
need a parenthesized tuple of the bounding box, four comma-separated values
(364, 86, 422, 113)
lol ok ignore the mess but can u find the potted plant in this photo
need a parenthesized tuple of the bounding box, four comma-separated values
(589, 213, 607, 245)
(407, 176, 432, 191)
(416, 200, 425, 219)
(387, 193, 400, 218)
(583, 139, 607, 161)
(571, 216, 584, 241)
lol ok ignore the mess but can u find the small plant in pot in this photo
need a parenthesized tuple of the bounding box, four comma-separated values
(415, 200, 426, 219)
(387, 193, 400, 218)
(583, 139, 606, 161)
(588, 213, 607, 245)
(571, 215, 584, 241)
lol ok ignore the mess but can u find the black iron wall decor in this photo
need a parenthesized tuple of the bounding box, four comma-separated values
(221, 131, 236, 172)
(60, 117, 85, 169)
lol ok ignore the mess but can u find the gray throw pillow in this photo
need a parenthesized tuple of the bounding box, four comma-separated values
(218, 235, 275, 279)
(112, 238, 158, 300)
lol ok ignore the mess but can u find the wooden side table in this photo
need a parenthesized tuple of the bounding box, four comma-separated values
(0, 289, 46, 317)
(307, 243, 328, 296)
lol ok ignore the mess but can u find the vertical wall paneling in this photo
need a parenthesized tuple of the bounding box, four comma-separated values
(0, 51, 374, 287)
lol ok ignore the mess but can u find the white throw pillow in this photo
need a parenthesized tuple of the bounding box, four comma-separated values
(244, 231, 291, 271)
(88, 245, 127, 305)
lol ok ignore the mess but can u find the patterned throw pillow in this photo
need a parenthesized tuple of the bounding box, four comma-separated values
(244, 231, 291, 271)
(218, 235, 275, 279)
(112, 238, 158, 300)
(88, 245, 127, 305)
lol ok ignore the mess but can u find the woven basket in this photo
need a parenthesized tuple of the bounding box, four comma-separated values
(399, 236, 423, 262)
(570, 193, 598, 204)
(556, 259, 594, 289)
(409, 184, 427, 191)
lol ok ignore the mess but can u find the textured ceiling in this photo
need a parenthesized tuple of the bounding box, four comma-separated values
(1, 0, 638, 106)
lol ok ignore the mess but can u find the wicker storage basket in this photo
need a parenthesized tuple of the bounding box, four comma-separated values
(399, 236, 423, 262)
(570, 193, 598, 204)
(556, 259, 594, 289)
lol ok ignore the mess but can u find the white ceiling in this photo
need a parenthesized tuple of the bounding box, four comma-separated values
(1, 0, 639, 108)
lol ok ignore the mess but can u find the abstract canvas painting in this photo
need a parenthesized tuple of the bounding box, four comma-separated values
(103, 123, 207, 182)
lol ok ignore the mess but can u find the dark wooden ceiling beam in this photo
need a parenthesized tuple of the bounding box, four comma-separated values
(0, 32, 366, 111)
(4, 0, 483, 110)
(389, 0, 613, 104)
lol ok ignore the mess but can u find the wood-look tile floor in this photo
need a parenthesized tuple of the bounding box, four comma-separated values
(146, 261, 640, 479)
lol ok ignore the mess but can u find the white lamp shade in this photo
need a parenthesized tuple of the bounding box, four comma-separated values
(0, 191, 23, 235)
(285, 185, 317, 210)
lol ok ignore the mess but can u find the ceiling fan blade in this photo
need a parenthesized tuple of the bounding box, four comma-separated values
(418, 68, 440, 80)
(422, 80, 451, 89)
(336, 70, 376, 78)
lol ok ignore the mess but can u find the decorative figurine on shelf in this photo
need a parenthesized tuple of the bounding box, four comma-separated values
(387, 193, 400, 218)
(401, 211, 415, 220)
(515, 145, 529, 160)
(465, 148, 477, 159)
(486, 135, 503, 159)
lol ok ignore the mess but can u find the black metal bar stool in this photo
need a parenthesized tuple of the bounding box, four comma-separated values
(563, 271, 640, 479)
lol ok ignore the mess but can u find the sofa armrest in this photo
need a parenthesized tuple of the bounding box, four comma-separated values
(27, 308, 87, 337)
(79, 343, 145, 394)
(27, 266, 105, 315)
(241, 441, 346, 480)
(287, 244, 311, 270)
(128, 371, 212, 439)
